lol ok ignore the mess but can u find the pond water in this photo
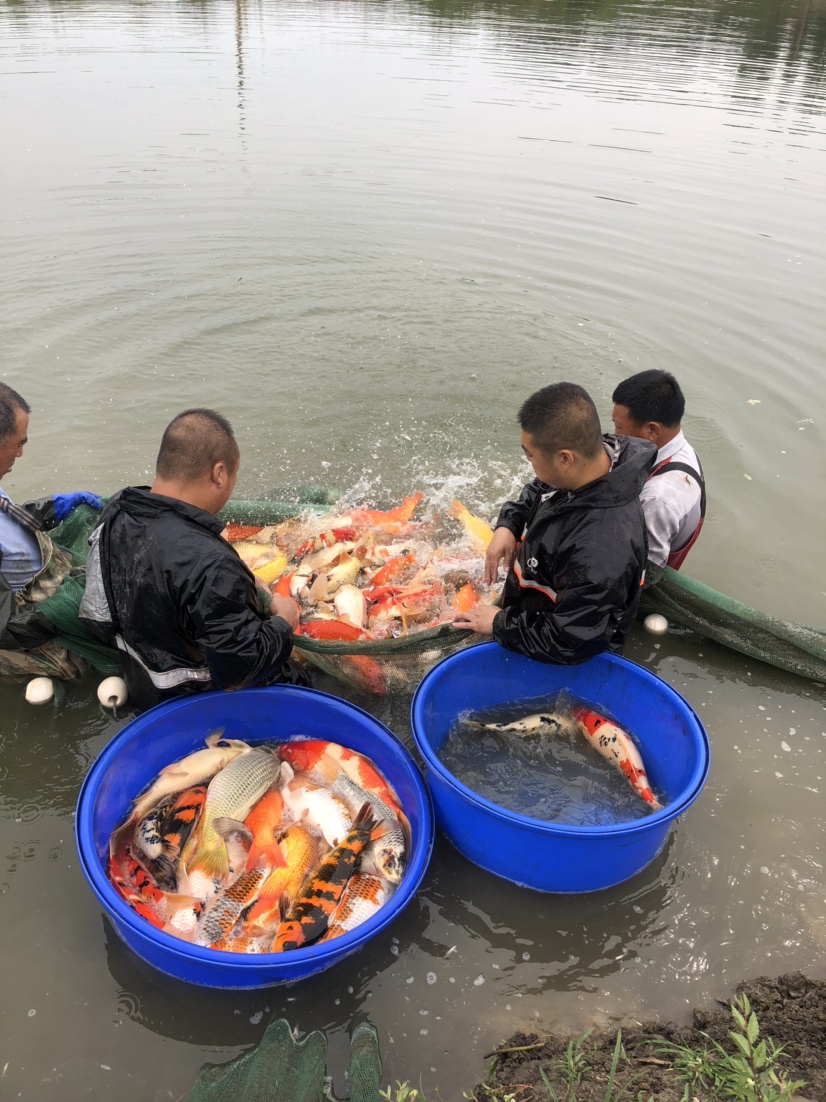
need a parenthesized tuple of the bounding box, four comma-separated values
(1, 0, 825, 1098)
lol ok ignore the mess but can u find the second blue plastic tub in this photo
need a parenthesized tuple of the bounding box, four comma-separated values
(410, 642, 709, 893)
(76, 685, 433, 988)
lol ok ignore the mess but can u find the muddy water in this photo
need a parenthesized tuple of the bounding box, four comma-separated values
(1, 0, 825, 1099)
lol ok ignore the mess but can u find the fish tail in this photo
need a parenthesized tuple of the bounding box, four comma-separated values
(186, 843, 229, 883)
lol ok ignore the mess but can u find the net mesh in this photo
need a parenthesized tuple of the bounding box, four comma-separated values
(184, 1018, 381, 1102)
(641, 568, 826, 681)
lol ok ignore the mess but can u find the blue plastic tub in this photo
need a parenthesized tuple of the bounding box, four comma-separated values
(410, 643, 709, 893)
(75, 685, 433, 989)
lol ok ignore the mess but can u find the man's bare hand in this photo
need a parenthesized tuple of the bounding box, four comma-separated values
(452, 604, 500, 634)
(269, 593, 300, 631)
(484, 527, 517, 586)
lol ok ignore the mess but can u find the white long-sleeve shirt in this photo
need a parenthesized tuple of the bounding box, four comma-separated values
(639, 431, 703, 567)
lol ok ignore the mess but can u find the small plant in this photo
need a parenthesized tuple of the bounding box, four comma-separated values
(650, 994, 807, 1102)
(380, 1080, 426, 1102)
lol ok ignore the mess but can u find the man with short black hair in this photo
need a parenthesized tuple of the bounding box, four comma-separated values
(81, 408, 301, 711)
(454, 382, 655, 665)
(0, 382, 101, 679)
(611, 370, 705, 584)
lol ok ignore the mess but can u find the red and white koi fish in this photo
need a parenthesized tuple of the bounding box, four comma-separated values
(280, 762, 355, 848)
(571, 707, 663, 811)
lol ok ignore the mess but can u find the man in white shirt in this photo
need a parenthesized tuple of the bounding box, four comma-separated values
(611, 370, 705, 585)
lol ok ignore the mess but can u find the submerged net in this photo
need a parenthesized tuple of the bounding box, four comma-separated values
(292, 622, 483, 695)
(184, 1018, 382, 1102)
(642, 568, 826, 682)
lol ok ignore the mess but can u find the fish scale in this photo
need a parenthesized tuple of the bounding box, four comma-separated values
(319, 873, 395, 942)
(195, 867, 268, 947)
(183, 750, 283, 881)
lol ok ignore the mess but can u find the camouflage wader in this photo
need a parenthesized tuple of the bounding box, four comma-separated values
(0, 531, 87, 681)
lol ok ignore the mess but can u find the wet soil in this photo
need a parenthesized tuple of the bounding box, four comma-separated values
(471, 973, 826, 1102)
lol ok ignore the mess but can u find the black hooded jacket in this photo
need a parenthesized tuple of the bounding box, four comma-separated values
(79, 487, 293, 711)
(491, 435, 656, 665)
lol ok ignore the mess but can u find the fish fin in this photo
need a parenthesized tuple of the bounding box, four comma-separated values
(353, 802, 378, 833)
(187, 844, 230, 883)
(280, 761, 295, 786)
(204, 727, 226, 748)
(176, 864, 194, 897)
(213, 817, 252, 843)
(278, 892, 291, 922)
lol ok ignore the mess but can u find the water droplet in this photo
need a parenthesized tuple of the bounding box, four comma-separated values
(426, 972, 437, 985)
(473, 974, 485, 986)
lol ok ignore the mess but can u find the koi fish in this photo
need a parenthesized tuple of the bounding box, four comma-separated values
(319, 873, 396, 942)
(272, 803, 379, 951)
(468, 712, 577, 737)
(450, 582, 480, 614)
(333, 584, 367, 629)
(449, 499, 494, 555)
(296, 620, 386, 695)
(195, 866, 268, 948)
(242, 788, 286, 870)
(252, 552, 289, 586)
(222, 525, 263, 542)
(273, 571, 294, 599)
(183, 750, 284, 885)
(293, 527, 359, 560)
(109, 835, 200, 931)
(280, 762, 354, 847)
(572, 707, 663, 810)
(243, 823, 321, 933)
(280, 740, 400, 813)
(367, 553, 417, 591)
(348, 494, 423, 528)
(158, 785, 208, 861)
(127, 731, 252, 826)
(326, 553, 367, 595)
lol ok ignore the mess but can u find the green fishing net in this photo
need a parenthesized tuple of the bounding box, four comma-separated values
(32, 494, 336, 677)
(641, 568, 826, 682)
(26, 499, 826, 688)
(184, 1018, 382, 1102)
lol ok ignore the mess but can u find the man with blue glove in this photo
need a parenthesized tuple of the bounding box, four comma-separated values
(0, 382, 102, 679)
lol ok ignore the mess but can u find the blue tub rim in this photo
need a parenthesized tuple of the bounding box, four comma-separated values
(410, 641, 710, 838)
(75, 683, 434, 973)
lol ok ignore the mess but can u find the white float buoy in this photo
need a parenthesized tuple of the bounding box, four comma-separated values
(643, 613, 669, 636)
(25, 676, 55, 705)
(97, 675, 129, 710)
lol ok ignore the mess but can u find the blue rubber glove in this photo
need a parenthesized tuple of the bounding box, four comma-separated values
(52, 492, 103, 522)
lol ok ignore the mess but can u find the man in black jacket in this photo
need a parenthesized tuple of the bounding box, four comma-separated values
(80, 408, 301, 711)
(453, 382, 655, 664)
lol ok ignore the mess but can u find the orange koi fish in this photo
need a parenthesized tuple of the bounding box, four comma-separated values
(319, 872, 396, 942)
(572, 707, 663, 810)
(242, 789, 286, 870)
(273, 571, 294, 599)
(222, 524, 263, 542)
(450, 582, 480, 614)
(349, 494, 422, 528)
(296, 620, 386, 695)
(243, 823, 321, 933)
(367, 553, 417, 591)
(272, 804, 379, 952)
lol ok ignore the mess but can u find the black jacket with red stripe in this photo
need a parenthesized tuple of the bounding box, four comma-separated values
(492, 435, 656, 666)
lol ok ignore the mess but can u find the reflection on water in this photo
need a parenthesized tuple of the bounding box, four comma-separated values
(1, 0, 825, 1098)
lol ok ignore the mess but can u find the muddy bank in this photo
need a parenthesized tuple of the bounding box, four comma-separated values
(471, 973, 826, 1102)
